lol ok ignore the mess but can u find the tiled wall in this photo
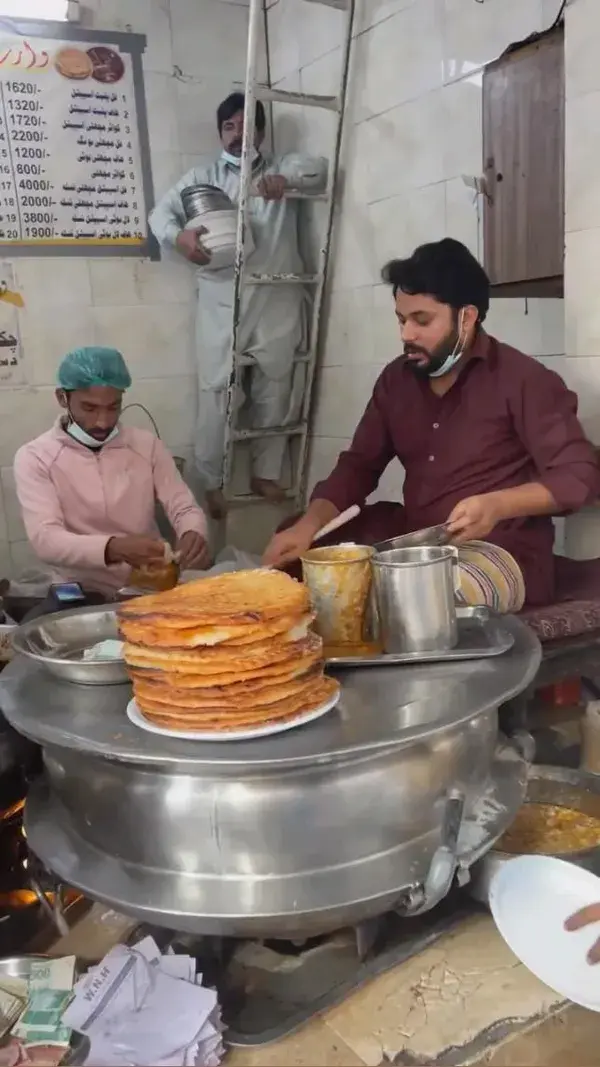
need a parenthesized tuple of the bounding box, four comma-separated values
(0, 0, 258, 579)
(267, 0, 567, 506)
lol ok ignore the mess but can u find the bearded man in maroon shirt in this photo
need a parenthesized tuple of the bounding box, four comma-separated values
(263, 238, 600, 607)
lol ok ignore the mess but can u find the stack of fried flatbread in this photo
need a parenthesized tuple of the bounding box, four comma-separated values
(118, 568, 339, 733)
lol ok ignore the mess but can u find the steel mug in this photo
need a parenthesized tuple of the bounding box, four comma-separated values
(372, 545, 459, 654)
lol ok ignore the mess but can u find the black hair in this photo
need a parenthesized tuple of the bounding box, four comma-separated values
(216, 92, 266, 135)
(382, 238, 490, 323)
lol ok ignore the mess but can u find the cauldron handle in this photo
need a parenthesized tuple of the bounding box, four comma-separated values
(397, 790, 465, 917)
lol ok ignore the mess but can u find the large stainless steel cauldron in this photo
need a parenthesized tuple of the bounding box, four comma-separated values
(0, 616, 540, 939)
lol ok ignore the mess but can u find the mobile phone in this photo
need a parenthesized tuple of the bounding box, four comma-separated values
(49, 582, 87, 606)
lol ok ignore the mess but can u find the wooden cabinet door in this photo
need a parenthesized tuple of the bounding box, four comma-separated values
(483, 27, 564, 295)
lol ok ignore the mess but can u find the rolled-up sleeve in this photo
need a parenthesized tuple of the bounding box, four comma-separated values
(311, 369, 396, 512)
(513, 363, 600, 511)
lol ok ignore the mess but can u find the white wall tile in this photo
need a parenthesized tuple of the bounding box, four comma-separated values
(486, 298, 564, 358)
(352, 0, 444, 122)
(360, 93, 446, 202)
(19, 304, 98, 387)
(0, 388, 58, 467)
(15, 260, 92, 308)
(353, 0, 417, 38)
(444, 177, 480, 256)
(176, 78, 233, 159)
(171, 0, 251, 80)
(122, 374, 198, 451)
(321, 287, 376, 366)
(89, 260, 141, 306)
(565, 88, 600, 234)
(91, 304, 194, 378)
(367, 182, 447, 264)
(565, 228, 600, 357)
(441, 0, 544, 84)
(441, 73, 483, 180)
(145, 72, 180, 154)
(95, 0, 174, 76)
(307, 435, 350, 494)
(565, 0, 600, 99)
(313, 363, 383, 438)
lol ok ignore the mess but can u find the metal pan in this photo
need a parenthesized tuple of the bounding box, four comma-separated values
(12, 605, 127, 686)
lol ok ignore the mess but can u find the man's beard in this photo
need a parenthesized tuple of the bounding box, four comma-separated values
(404, 325, 462, 379)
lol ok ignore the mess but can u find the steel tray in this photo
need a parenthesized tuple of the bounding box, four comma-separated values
(326, 606, 514, 667)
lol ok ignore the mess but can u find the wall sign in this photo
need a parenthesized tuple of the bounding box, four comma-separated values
(0, 16, 157, 258)
(0, 262, 22, 384)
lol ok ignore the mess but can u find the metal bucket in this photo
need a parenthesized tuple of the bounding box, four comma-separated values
(301, 544, 374, 647)
(372, 546, 458, 654)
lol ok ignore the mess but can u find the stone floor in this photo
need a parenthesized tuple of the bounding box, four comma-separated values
(48, 906, 600, 1066)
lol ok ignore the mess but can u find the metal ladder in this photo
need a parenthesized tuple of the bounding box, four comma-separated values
(220, 0, 355, 510)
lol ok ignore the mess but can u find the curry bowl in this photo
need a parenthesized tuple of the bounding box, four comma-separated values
(12, 605, 127, 686)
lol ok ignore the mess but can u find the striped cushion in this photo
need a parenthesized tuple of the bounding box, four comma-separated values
(456, 539, 525, 614)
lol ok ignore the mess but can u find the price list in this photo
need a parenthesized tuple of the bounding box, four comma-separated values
(0, 33, 150, 253)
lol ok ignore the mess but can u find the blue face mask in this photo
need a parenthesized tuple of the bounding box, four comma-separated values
(221, 148, 260, 168)
(428, 309, 467, 378)
(65, 418, 119, 449)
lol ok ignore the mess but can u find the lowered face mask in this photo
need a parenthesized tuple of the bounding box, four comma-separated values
(221, 148, 261, 168)
(65, 418, 119, 449)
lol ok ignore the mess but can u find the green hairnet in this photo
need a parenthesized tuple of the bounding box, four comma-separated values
(57, 347, 132, 391)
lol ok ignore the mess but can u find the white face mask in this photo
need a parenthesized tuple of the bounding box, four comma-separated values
(429, 309, 468, 378)
(65, 419, 119, 449)
(221, 148, 260, 168)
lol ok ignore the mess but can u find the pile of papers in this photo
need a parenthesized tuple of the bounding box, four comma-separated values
(62, 936, 224, 1066)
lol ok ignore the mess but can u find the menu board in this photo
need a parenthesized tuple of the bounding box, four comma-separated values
(0, 19, 156, 258)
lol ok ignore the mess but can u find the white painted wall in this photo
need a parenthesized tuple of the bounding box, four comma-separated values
(268, 0, 568, 509)
(0, 0, 260, 579)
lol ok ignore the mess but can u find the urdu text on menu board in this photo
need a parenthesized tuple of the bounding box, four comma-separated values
(0, 18, 157, 258)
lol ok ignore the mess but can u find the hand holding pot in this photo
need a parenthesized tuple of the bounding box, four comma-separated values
(565, 904, 600, 964)
(175, 226, 212, 266)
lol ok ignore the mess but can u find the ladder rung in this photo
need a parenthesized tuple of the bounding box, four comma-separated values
(256, 87, 340, 111)
(284, 190, 328, 201)
(231, 422, 307, 442)
(302, 0, 349, 7)
(245, 273, 321, 285)
(235, 351, 312, 367)
(225, 489, 296, 507)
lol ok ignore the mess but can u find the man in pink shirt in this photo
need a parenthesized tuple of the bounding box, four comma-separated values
(14, 347, 209, 599)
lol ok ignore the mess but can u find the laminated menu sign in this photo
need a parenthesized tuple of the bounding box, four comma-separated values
(0, 28, 154, 256)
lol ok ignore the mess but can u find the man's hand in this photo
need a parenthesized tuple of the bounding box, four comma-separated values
(175, 226, 212, 266)
(256, 174, 287, 201)
(565, 904, 600, 964)
(177, 530, 211, 570)
(105, 536, 165, 568)
(263, 519, 315, 568)
(446, 492, 504, 544)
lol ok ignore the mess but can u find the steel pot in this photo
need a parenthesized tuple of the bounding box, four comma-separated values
(469, 765, 600, 905)
(181, 184, 233, 223)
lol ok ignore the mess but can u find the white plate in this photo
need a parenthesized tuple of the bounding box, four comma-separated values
(490, 855, 600, 1011)
(126, 688, 340, 742)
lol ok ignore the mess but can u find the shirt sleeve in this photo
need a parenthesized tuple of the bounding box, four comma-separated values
(151, 440, 208, 541)
(13, 446, 110, 569)
(311, 369, 396, 512)
(512, 362, 600, 512)
(148, 167, 209, 248)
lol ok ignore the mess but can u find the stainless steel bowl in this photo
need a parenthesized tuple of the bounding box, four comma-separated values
(469, 765, 600, 905)
(12, 606, 127, 686)
(373, 523, 450, 554)
(0, 955, 89, 1065)
(181, 183, 234, 222)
